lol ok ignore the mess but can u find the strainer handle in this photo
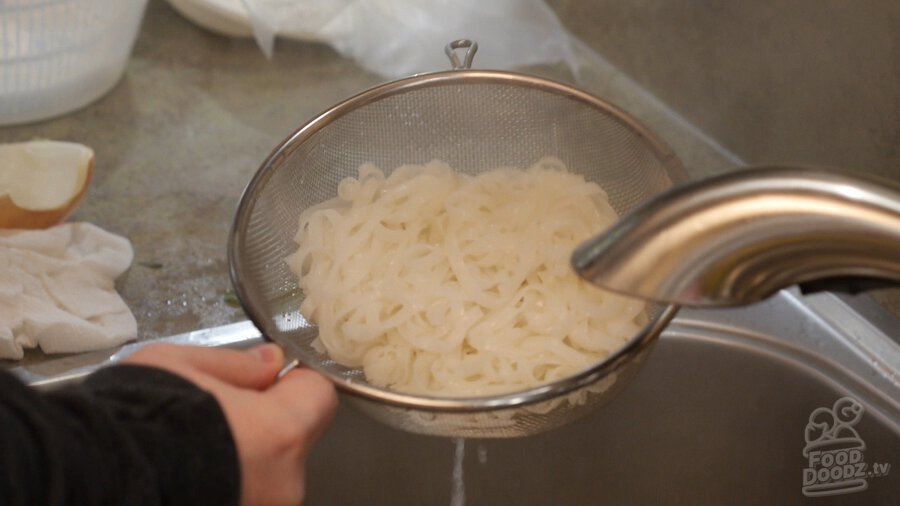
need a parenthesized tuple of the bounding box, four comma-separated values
(444, 39, 478, 70)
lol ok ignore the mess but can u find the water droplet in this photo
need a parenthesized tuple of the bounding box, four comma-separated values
(451, 439, 466, 506)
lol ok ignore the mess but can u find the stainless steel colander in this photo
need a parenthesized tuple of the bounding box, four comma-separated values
(228, 40, 686, 438)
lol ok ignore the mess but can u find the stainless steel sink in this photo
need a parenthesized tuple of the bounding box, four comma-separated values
(10, 289, 898, 504)
(304, 290, 898, 505)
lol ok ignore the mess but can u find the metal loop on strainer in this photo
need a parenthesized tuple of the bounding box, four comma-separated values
(229, 42, 686, 438)
(445, 39, 479, 70)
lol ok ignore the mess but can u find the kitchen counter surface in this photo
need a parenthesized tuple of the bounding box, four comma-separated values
(7, 0, 892, 368)
(2, 1, 386, 350)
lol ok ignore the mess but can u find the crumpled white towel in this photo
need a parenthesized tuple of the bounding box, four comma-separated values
(0, 222, 137, 360)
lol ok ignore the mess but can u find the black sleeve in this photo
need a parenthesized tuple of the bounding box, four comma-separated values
(0, 365, 240, 506)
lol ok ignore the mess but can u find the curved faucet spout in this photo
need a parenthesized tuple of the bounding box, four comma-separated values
(572, 167, 900, 307)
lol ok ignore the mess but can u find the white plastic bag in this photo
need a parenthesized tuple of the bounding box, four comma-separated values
(239, 0, 577, 78)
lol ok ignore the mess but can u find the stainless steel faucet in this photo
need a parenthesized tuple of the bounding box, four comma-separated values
(572, 167, 900, 307)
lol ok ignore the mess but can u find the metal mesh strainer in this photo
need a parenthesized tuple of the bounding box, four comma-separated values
(229, 41, 686, 438)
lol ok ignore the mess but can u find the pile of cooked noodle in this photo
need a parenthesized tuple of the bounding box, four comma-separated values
(286, 157, 646, 397)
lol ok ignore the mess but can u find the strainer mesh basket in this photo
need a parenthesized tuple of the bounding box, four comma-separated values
(230, 70, 685, 438)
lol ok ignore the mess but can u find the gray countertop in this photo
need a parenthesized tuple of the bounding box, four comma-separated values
(2, 1, 383, 348)
(0, 0, 823, 365)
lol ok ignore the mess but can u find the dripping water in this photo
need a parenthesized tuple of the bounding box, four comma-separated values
(451, 438, 466, 506)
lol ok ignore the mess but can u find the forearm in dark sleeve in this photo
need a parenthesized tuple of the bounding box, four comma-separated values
(0, 365, 240, 506)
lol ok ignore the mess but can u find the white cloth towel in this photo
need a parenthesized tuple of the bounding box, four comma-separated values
(0, 222, 137, 360)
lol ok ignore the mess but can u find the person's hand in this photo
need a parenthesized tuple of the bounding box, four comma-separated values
(124, 343, 337, 506)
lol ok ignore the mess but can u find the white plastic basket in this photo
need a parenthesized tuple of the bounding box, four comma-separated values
(0, 0, 148, 126)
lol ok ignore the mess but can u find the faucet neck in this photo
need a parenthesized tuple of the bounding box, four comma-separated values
(572, 167, 900, 307)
